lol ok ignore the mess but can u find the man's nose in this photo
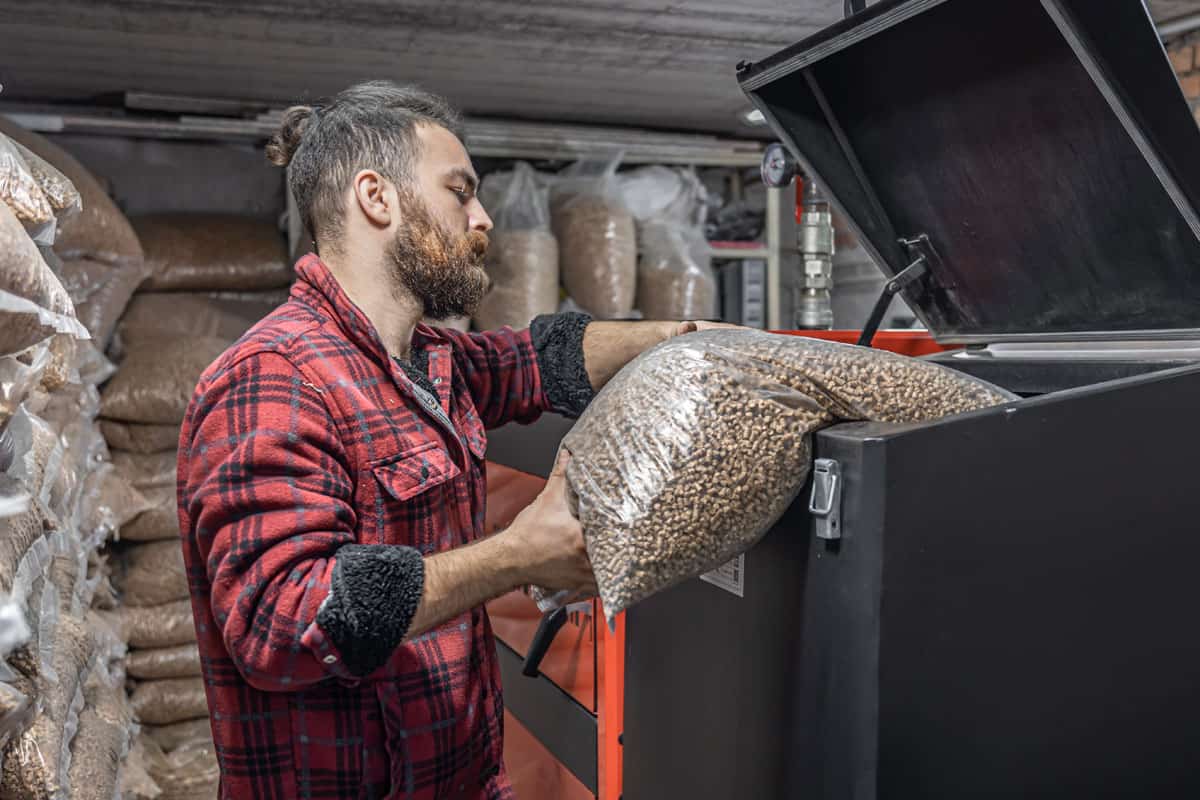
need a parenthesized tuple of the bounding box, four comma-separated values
(469, 198, 493, 233)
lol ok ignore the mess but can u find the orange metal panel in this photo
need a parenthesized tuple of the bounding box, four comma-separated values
(774, 329, 953, 357)
(503, 709, 595, 800)
(485, 461, 598, 712)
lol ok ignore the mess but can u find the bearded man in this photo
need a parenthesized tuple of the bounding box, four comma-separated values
(177, 81, 719, 799)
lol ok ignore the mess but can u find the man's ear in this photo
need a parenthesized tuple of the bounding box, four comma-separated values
(351, 169, 392, 228)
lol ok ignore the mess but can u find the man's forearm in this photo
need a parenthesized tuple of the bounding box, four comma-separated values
(405, 532, 524, 638)
(582, 321, 679, 391)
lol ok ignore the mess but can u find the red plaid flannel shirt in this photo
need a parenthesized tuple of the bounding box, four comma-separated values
(178, 255, 554, 799)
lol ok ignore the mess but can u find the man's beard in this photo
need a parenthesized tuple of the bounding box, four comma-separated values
(385, 192, 490, 320)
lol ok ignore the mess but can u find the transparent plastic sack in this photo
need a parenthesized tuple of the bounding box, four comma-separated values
(546, 330, 1016, 625)
(550, 154, 636, 318)
(0, 681, 33, 755)
(128, 678, 208, 726)
(0, 204, 89, 357)
(6, 406, 66, 523)
(37, 334, 77, 394)
(126, 644, 201, 682)
(0, 117, 144, 266)
(621, 167, 716, 321)
(9, 140, 80, 221)
(99, 420, 179, 455)
(117, 541, 188, 608)
(133, 213, 292, 292)
(0, 348, 48, 431)
(99, 334, 226, 425)
(635, 223, 716, 320)
(97, 600, 195, 650)
(473, 163, 558, 330)
(0, 611, 94, 800)
(52, 256, 151, 349)
(0, 133, 53, 227)
(68, 671, 130, 800)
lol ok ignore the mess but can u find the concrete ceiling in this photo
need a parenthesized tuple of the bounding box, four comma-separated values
(0, 0, 1196, 137)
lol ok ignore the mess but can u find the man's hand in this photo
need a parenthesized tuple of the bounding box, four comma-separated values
(673, 320, 744, 336)
(503, 450, 597, 595)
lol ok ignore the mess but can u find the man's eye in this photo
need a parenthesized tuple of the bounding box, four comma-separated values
(450, 187, 470, 202)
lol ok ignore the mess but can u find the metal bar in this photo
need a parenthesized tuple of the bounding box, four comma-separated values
(765, 185, 784, 329)
(0, 104, 765, 167)
(495, 640, 599, 794)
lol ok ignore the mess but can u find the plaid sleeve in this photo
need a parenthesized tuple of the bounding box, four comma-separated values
(183, 350, 362, 690)
(443, 326, 550, 429)
(445, 312, 594, 427)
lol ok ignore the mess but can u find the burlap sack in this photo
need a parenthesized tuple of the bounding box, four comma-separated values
(143, 718, 211, 753)
(134, 214, 291, 292)
(111, 450, 176, 491)
(0, 117, 144, 265)
(100, 419, 180, 454)
(126, 643, 202, 681)
(0, 123, 138, 263)
(99, 599, 195, 649)
(118, 540, 188, 607)
(120, 486, 179, 542)
(124, 734, 219, 800)
(99, 334, 227, 425)
(116, 291, 281, 346)
(129, 678, 208, 726)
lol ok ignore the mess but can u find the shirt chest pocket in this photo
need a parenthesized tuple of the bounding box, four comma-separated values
(359, 442, 463, 551)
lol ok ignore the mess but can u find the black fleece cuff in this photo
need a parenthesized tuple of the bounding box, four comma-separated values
(316, 544, 425, 677)
(530, 312, 594, 418)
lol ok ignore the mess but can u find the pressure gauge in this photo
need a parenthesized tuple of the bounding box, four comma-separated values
(761, 142, 799, 188)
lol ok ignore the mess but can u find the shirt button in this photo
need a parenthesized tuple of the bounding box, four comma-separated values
(433, 377, 442, 385)
(323, 654, 338, 664)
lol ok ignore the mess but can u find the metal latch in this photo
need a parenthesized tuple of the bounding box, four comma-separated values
(808, 458, 843, 540)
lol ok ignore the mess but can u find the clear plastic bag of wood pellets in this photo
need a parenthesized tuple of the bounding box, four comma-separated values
(99, 334, 227, 425)
(8, 140, 80, 222)
(128, 677, 208, 726)
(0, 680, 34, 754)
(545, 330, 1016, 626)
(67, 666, 132, 800)
(0, 133, 53, 228)
(550, 154, 637, 319)
(635, 222, 716, 321)
(473, 162, 560, 330)
(0, 347, 48, 431)
(1, 612, 94, 800)
(51, 255, 151, 349)
(0, 203, 89, 358)
(118, 541, 188, 608)
(0, 117, 144, 267)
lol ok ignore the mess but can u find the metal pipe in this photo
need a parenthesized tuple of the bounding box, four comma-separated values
(1159, 12, 1200, 40)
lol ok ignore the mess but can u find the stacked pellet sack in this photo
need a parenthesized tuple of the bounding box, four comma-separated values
(98, 212, 290, 800)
